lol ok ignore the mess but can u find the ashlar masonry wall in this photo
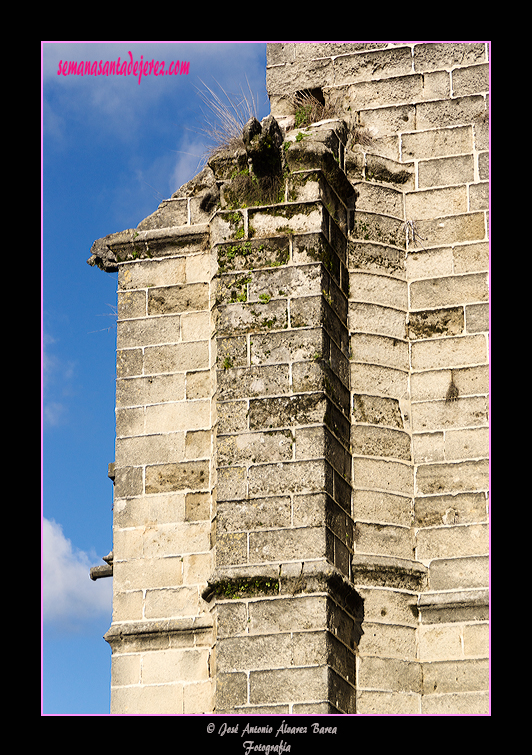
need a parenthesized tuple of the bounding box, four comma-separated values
(267, 42, 489, 714)
(88, 41, 489, 715)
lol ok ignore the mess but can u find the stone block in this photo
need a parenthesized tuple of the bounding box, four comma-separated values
(357, 622, 417, 660)
(411, 334, 487, 371)
(357, 586, 418, 627)
(350, 363, 408, 400)
(217, 335, 248, 369)
(113, 557, 183, 591)
(116, 373, 186, 408)
(217, 633, 294, 672)
(452, 241, 489, 274)
(113, 590, 143, 621)
(418, 154, 474, 189)
(416, 95, 486, 131)
(186, 370, 213, 400)
(413, 43, 486, 73)
(401, 125, 473, 161)
(110, 683, 184, 715)
(357, 656, 422, 693)
(111, 653, 141, 687)
(415, 522, 488, 560)
(249, 392, 328, 430)
(354, 522, 413, 560)
(215, 672, 248, 709)
(216, 237, 290, 273)
(217, 466, 247, 502)
(356, 690, 421, 714)
(249, 665, 329, 706)
(144, 341, 210, 375)
(216, 601, 248, 638)
(217, 364, 290, 401)
(451, 63, 490, 97)
(463, 622, 489, 657)
(414, 492, 487, 528)
(248, 595, 328, 635)
(218, 430, 293, 467)
(118, 256, 186, 291)
(248, 459, 333, 498)
(351, 425, 411, 460)
(408, 306, 464, 340)
(249, 526, 328, 564)
(117, 289, 146, 319)
(345, 74, 424, 111)
(469, 182, 489, 211)
(412, 432, 445, 462)
(410, 365, 488, 402)
(353, 458, 413, 496)
(465, 302, 489, 333)
(405, 186, 468, 220)
(352, 489, 412, 527)
(415, 460, 489, 495)
(352, 211, 404, 247)
(349, 302, 406, 339)
(295, 425, 351, 477)
(411, 395, 488, 432)
(145, 460, 210, 494)
(358, 103, 416, 141)
(218, 496, 291, 534)
(185, 491, 211, 522)
(249, 203, 326, 239)
(148, 283, 209, 315)
(217, 300, 288, 336)
(185, 429, 212, 460)
(410, 273, 487, 310)
(418, 624, 463, 661)
(444, 426, 489, 460)
(141, 647, 209, 685)
(349, 270, 408, 308)
(215, 532, 248, 566)
(113, 466, 143, 499)
(181, 311, 211, 342)
(116, 348, 143, 378)
(428, 555, 489, 591)
(333, 46, 413, 85)
(217, 400, 248, 434)
(351, 333, 409, 370)
(422, 658, 489, 694)
(144, 400, 211, 434)
(117, 314, 181, 349)
(352, 393, 403, 427)
(251, 327, 325, 366)
(421, 690, 489, 715)
(408, 213, 486, 249)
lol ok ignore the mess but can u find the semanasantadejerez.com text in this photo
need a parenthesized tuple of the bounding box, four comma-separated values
(57, 51, 190, 84)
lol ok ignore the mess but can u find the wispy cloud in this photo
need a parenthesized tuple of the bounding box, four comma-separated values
(42, 518, 112, 634)
(42, 332, 76, 428)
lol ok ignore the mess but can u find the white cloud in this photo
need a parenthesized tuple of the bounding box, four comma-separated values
(170, 135, 208, 194)
(42, 518, 112, 633)
(42, 332, 76, 428)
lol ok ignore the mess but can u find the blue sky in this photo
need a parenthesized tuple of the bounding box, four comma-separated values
(42, 41, 270, 715)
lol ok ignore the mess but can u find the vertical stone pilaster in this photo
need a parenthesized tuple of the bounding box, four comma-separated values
(205, 123, 362, 714)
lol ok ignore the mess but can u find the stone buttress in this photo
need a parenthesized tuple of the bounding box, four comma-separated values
(88, 41, 489, 715)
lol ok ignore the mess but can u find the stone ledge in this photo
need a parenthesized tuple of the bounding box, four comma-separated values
(418, 588, 489, 624)
(203, 559, 361, 613)
(352, 553, 428, 591)
(88, 224, 210, 272)
(104, 615, 214, 650)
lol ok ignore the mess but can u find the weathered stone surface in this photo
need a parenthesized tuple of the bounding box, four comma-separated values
(91, 43, 489, 717)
